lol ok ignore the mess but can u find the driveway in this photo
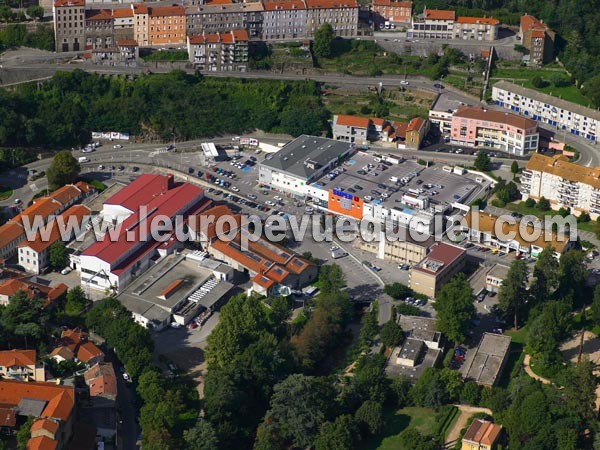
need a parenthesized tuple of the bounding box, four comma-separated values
(444, 405, 493, 449)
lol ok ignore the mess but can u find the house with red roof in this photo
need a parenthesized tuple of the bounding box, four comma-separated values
(50, 328, 104, 367)
(0, 350, 45, 382)
(408, 7, 498, 41)
(80, 177, 210, 292)
(82, 362, 118, 439)
(0, 277, 67, 308)
(187, 29, 249, 72)
(0, 379, 75, 450)
(519, 14, 555, 65)
(409, 242, 466, 297)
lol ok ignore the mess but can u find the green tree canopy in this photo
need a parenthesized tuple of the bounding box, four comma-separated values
(49, 241, 68, 271)
(183, 420, 219, 450)
(46, 150, 80, 189)
(498, 259, 529, 329)
(433, 273, 475, 343)
(314, 415, 358, 450)
(474, 151, 491, 171)
(313, 23, 335, 58)
(380, 319, 404, 348)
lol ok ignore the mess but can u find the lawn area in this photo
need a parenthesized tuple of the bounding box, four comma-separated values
(359, 407, 437, 450)
(489, 65, 593, 107)
(0, 185, 13, 200)
(504, 201, 600, 234)
(141, 50, 188, 61)
(505, 326, 528, 345)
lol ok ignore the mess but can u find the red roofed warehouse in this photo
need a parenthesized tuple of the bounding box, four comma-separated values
(80, 176, 210, 292)
(409, 242, 466, 297)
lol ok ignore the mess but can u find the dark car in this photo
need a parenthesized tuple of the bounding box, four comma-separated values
(131, 166, 139, 172)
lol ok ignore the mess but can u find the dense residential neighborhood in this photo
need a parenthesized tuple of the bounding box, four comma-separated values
(1, 0, 600, 448)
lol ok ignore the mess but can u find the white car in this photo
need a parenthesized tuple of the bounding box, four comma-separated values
(14, 198, 22, 204)
(113, 144, 123, 149)
(122, 373, 130, 381)
(400, 80, 409, 85)
(231, 186, 240, 192)
(232, 136, 240, 141)
(170, 322, 181, 328)
(273, 195, 283, 201)
(98, 165, 105, 170)
(60, 267, 72, 275)
(248, 194, 257, 200)
(265, 200, 275, 206)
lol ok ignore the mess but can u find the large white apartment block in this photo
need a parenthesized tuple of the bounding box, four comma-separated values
(492, 80, 600, 142)
(521, 153, 600, 218)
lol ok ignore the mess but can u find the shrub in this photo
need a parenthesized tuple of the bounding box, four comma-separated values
(524, 198, 536, 208)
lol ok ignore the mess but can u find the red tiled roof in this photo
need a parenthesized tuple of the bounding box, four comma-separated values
(53, 0, 83, 7)
(0, 380, 74, 421)
(305, 0, 358, 7)
(159, 279, 184, 298)
(373, 0, 412, 7)
(463, 419, 502, 446)
(83, 183, 204, 265)
(11, 198, 62, 226)
(132, 4, 148, 14)
(407, 117, 424, 131)
(188, 29, 248, 45)
(520, 13, 546, 31)
(423, 8, 455, 20)
(18, 204, 90, 254)
(85, 9, 113, 21)
(453, 106, 537, 130)
(456, 16, 498, 25)
(116, 39, 138, 46)
(252, 274, 275, 289)
(76, 342, 104, 363)
(31, 418, 59, 436)
(0, 407, 16, 427)
(412, 242, 465, 275)
(60, 328, 88, 352)
(47, 284, 68, 303)
(111, 8, 133, 18)
(48, 347, 74, 361)
(27, 436, 58, 450)
(531, 29, 545, 38)
(103, 174, 172, 212)
(231, 29, 249, 41)
(0, 222, 25, 251)
(0, 279, 67, 307)
(206, 0, 233, 4)
(48, 185, 84, 206)
(84, 363, 117, 399)
(263, 0, 306, 11)
(149, 5, 185, 16)
(0, 349, 36, 367)
(335, 115, 371, 128)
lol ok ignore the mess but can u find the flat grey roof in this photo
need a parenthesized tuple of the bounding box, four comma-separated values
(493, 80, 600, 121)
(196, 280, 234, 309)
(399, 315, 440, 342)
(399, 338, 424, 363)
(18, 398, 46, 417)
(260, 135, 354, 181)
(431, 93, 469, 113)
(464, 332, 512, 386)
(486, 263, 510, 281)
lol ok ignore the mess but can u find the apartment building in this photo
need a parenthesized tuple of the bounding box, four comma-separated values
(521, 153, 600, 218)
(85, 9, 114, 50)
(132, 3, 148, 46)
(450, 106, 539, 155)
(492, 80, 599, 142)
(187, 29, 249, 71)
(408, 7, 498, 41)
(358, 225, 434, 264)
(53, 0, 86, 52)
(0, 350, 45, 382)
(454, 16, 499, 41)
(371, 0, 412, 28)
(262, 0, 308, 40)
(112, 8, 134, 41)
(305, 0, 358, 38)
(408, 8, 455, 39)
(409, 242, 466, 298)
(186, 2, 264, 38)
(18, 204, 90, 275)
(463, 210, 575, 257)
(332, 115, 371, 144)
(519, 14, 554, 65)
(147, 5, 186, 46)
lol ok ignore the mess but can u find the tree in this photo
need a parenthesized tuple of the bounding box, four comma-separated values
(384, 282, 413, 300)
(460, 381, 481, 405)
(532, 75, 546, 88)
(355, 400, 384, 435)
(564, 359, 598, 427)
(48, 241, 68, 271)
(511, 160, 519, 178)
(65, 286, 88, 316)
(26, 5, 44, 20)
(313, 23, 334, 58)
(0, 6, 13, 23)
(433, 274, 475, 343)
(262, 374, 334, 448)
(318, 264, 346, 294)
(183, 421, 219, 450)
(578, 212, 591, 222)
(582, 74, 600, 108)
(380, 319, 404, 348)
(474, 151, 491, 171)
(46, 150, 80, 189)
(498, 260, 529, 329)
(525, 198, 536, 208)
(137, 371, 166, 405)
(398, 429, 436, 450)
(535, 196, 550, 211)
(556, 250, 587, 307)
(16, 416, 34, 450)
(530, 246, 558, 305)
(314, 415, 357, 450)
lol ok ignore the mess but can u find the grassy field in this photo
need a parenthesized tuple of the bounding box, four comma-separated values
(0, 185, 13, 200)
(359, 407, 438, 450)
(505, 326, 528, 345)
(141, 50, 188, 62)
(490, 64, 593, 107)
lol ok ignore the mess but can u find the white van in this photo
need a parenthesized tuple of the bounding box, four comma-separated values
(78, 157, 89, 163)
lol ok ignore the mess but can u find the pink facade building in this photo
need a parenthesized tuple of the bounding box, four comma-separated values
(450, 106, 539, 156)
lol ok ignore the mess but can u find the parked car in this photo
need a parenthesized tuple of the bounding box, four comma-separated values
(61, 267, 72, 275)
(113, 144, 123, 149)
(231, 186, 240, 192)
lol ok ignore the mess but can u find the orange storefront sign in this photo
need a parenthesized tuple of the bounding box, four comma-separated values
(327, 189, 364, 220)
